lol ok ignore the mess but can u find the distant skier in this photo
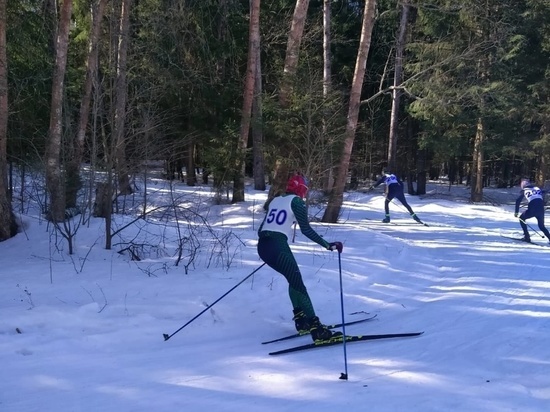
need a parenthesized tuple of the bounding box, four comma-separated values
(257, 174, 344, 342)
(370, 172, 421, 223)
(514, 178, 550, 243)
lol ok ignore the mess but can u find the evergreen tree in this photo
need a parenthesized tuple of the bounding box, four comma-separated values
(407, 0, 536, 199)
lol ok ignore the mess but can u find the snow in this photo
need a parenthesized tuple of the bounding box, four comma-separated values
(1, 176, 550, 412)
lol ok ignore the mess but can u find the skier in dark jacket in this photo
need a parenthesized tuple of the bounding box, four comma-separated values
(257, 174, 343, 342)
(370, 172, 421, 223)
(514, 178, 550, 243)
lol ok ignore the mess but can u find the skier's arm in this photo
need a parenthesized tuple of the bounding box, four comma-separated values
(291, 197, 330, 249)
(373, 176, 385, 188)
(514, 190, 524, 215)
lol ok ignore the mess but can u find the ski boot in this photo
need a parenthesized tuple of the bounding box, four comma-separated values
(382, 214, 390, 223)
(411, 213, 421, 223)
(520, 236, 531, 243)
(292, 308, 312, 334)
(309, 316, 342, 342)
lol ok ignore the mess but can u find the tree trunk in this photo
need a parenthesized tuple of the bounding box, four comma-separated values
(252, 37, 266, 191)
(387, 0, 410, 172)
(408, 116, 426, 195)
(0, 0, 15, 240)
(321, 0, 333, 191)
(113, 0, 133, 195)
(470, 117, 484, 202)
(66, 0, 107, 208)
(279, 0, 310, 108)
(323, 0, 331, 100)
(233, 0, 260, 203)
(322, 0, 377, 223)
(265, 0, 311, 206)
(45, 0, 72, 223)
(93, 182, 111, 218)
(186, 142, 196, 186)
(536, 121, 550, 185)
(471, 46, 490, 202)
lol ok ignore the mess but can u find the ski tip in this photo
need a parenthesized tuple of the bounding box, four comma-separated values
(339, 373, 348, 380)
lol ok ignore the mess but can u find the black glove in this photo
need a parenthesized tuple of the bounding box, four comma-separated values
(514, 212, 518, 218)
(328, 241, 343, 253)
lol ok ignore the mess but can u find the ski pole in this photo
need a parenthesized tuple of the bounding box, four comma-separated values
(388, 198, 425, 224)
(337, 251, 349, 381)
(387, 197, 403, 213)
(388, 198, 412, 219)
(163, 263, 266, 341)
(389, 198, 410, 214)
(519, 218, 545, 238)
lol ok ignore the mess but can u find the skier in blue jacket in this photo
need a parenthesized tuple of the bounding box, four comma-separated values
(514, 178, 550, 243)
(370, 172, 421, 223)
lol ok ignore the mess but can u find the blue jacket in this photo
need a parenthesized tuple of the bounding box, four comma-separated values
(515, 184, 544, 214)
(374, 173, 402, 188)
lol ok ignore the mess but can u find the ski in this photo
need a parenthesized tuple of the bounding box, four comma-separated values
(261, 314, 377, 344)
(363, 219, 414, 226)
(500, 235, 549, 247)
(268, 331, 424, 355)
(415, 219, 429, 227)
(364, 219, 452, 229)
(364, 217, 429, 227)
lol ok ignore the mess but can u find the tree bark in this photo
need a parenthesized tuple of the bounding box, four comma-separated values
(45, 0, 72, 222)
(66, 0, 107, 208)
(323, 0, 331, 99)
(252, 36, 266, 191)
(0, 0, 15, 240)
(233, 0, 260, 203)
(113, 0, 133, 195)
(279, 0, 310, 108)
(470, 117, 484, 202)
(322, 0, 377, 223)
(265, 0, 311, 206)
(321, 0, 333, 191)
(536, 120, 550, 185)
(387, 0, 410, 172)
(186, 142, 196, 186)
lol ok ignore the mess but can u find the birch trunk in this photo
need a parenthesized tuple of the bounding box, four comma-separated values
(321, 0, 333, 191)
(322, 0, 377, 223)
(279, 0, 310, 108)
(265, 0, 311, 206)
(233, 0, 260, 203)
(387, 0, 410, 172)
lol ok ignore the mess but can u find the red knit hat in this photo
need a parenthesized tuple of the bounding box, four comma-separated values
(286, 175, 308, 198)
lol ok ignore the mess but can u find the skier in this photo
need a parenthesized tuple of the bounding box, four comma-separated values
(257, 174, 343, 342)
(370, 171, 421, 223)
(514, 178, 550, 243)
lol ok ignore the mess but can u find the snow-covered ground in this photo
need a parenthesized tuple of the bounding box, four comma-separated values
(1, 176, 549, 412)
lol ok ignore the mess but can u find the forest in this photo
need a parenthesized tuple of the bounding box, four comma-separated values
(0, 0, 549, 240)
